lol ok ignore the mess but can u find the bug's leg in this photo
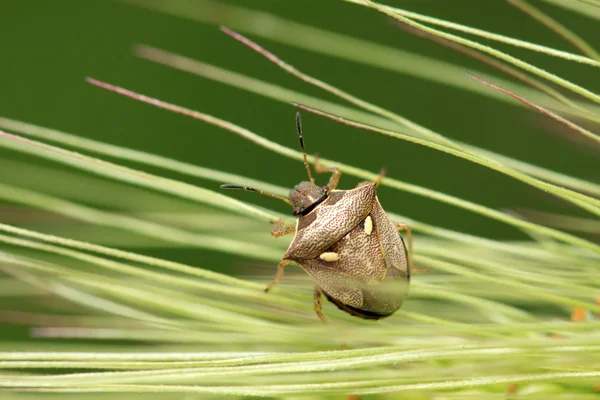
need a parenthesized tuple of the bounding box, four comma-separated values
(271, 219, 295, 238)
(373, 168, 386, 187)
(394, 223, 413, 273)
(314, 286, 328, 324)
(264, 259, 290, 293)
(314, 155, 341, 192)
(356, 169, 386, 188)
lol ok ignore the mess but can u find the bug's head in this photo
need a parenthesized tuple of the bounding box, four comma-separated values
(289, 181, 327, 216)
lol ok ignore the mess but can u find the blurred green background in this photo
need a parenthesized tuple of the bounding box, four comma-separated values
(1, 0, 598, 275)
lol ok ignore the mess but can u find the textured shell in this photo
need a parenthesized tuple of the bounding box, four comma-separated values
(284, 184, 376, 260)
(298, 196, 409, 319)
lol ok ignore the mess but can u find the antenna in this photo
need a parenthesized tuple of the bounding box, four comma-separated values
(295, 112, 314, 184)
(221, 184, 293, 206)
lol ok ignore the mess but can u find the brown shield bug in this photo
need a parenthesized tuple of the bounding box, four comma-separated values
(221, 113, 412, 323)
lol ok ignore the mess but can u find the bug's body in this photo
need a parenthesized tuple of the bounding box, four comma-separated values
(222, 113, 412, 322)
(286, 184, 409, 319)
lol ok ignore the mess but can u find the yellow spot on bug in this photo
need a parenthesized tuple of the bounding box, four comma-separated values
(319, 252, 340, 262)
(364, 216, 373, 235)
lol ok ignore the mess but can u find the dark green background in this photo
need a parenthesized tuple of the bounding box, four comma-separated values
(1, 1, 598, 267)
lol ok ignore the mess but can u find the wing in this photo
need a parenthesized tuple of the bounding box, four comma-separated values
(299, 204, 409, 319)
(301, 259, 408, 319)
(371, 197, 409, 279)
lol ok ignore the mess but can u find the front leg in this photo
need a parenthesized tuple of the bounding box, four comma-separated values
(356, 168, 387, 188)
(314, 155, 341, 193)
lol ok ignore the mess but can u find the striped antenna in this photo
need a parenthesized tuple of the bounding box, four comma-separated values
(295, 112, 314, 184)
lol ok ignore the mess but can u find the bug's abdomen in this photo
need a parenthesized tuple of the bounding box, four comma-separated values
(322, 290, 393, 320)
(300, 201, 409, 319)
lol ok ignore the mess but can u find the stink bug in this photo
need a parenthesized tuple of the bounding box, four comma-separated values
(221, 113, 412, 322)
